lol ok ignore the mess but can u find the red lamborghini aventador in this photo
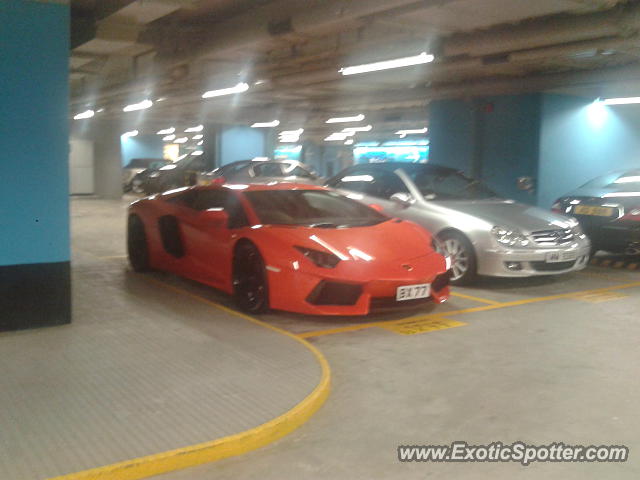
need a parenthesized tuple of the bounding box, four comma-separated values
(127, 183, 450, 315)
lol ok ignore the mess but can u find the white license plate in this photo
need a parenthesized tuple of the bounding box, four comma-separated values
(396, 283, 431, 301)
(546, 251, 578, 263)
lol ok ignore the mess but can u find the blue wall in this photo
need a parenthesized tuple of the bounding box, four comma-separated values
(480, 94, 541, 204)
(429, 95, 541, 204)
(538, 94, 640, 207)
(0, 0, 69, 266)
(121, 135, 164, 166)
(220, 127, 266, 165)
(429, 99, 475, 174)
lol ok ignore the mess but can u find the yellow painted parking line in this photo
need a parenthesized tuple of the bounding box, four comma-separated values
(50, 277, 331, 480)
(629, 263, 638, 270)
(380, 316, 466, 335)
(450, 291, 501, 305)
(571, 291, 629, 303)
(299, 280, 640, 338)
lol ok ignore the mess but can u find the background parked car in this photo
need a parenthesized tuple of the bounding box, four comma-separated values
(137, 155, 208, 194)
(327, 162, 590, 284)
(122, 158, 169, 192)
(198, 158, 322, 186)
(553, 169, 640, 255)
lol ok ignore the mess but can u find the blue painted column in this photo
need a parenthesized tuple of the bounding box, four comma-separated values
(0, 0, 70, 330)
(429, 94, 542, 205)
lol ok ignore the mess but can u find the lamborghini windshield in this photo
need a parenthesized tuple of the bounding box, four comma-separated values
(244, 190, 387, 227)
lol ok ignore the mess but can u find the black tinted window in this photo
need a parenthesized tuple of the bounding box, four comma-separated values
(244, 190, 386, 227)
(328, 168, 408, 199)
(253, 163, 284, 177)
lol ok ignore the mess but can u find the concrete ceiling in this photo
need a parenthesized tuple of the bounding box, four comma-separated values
(70, 0, 640, 140)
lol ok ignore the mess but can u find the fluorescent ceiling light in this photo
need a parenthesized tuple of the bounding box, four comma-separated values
(395, 127, 428, 138)
(197, 140, 203, 146)
(156, 97, 167, 102)
(73, 109, 95, 120)
(96, 108, 105, 113)
(192, 134, 203, 140)
(340, 52, 434, 76)
(326, 114, 364, 123)
(176, 154, 188, 161)
(174, 137, 188, 144)
(157, 127, 175, 135)
(614, 176, 640, 183)
(185, 125, 203, 133)
(123, 99, 153, 112)
(191, 150, 204, 156)
(251, 120, 280, 128)
(603, 192, 640, 197)
(602, 97, 640, 105)
(342, 125, 372, 132)
(121, 130, 139, 139)
(279, 128, 304, 136)
(202, 82, 249, 99)
(344, 139, 354, 145)
(325, 133, 353, 141)
(162, 134, 176, 142)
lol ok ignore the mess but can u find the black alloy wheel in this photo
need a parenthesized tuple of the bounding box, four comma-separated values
(233, 242, 269, 313)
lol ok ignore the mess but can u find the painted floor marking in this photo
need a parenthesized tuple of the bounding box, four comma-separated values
(570, 291, 629, 303)
(380, 316, 467, 335)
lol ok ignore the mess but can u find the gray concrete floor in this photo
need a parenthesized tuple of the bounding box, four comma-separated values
(0, 197, 322, 480)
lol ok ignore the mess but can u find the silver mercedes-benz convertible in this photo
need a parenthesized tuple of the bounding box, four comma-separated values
(326, 163, 590, 284)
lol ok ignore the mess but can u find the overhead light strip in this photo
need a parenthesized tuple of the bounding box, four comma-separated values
(202, 82, 249, 99)
(252, 120, 280, 128)
(342, 125, 372, 132)
(73, 109, 94, 120)
(602, 97, 640, 105)
(340, 52, 434, 76)
(123, 99, 153, 112)
(326, 114, 365, 123)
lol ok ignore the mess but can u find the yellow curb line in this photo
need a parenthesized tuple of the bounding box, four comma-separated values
(48, 278, 331, 480)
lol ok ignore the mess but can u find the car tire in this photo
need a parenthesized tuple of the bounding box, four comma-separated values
(127, 215, 151, 272)
(437, 231, 477, 285)
(233, 242, 269, 314)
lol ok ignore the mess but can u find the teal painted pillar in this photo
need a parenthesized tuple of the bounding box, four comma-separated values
(0, 0, 70, 330)
(429, 94, 542, 205)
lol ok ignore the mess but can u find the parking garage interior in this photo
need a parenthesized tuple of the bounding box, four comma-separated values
(2, 0, 640, 479)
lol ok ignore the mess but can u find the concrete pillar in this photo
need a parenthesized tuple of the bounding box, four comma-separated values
(0, 0, 70, 330)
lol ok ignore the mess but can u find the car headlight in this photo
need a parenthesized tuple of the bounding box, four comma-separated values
(295, 246, 340, 268)
(570, 222, 586, 238)
(491, 226, 530, 247)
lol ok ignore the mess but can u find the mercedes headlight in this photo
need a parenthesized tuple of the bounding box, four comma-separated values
(570, 222, 586, 238)
(491, 226, 530, 247)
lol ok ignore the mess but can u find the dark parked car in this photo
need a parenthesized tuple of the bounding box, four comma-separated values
(123, 158, 169, 192)
(198, 159, 322, 185)
(553, 169, 640, 255)
(136, 155, 208, 194)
